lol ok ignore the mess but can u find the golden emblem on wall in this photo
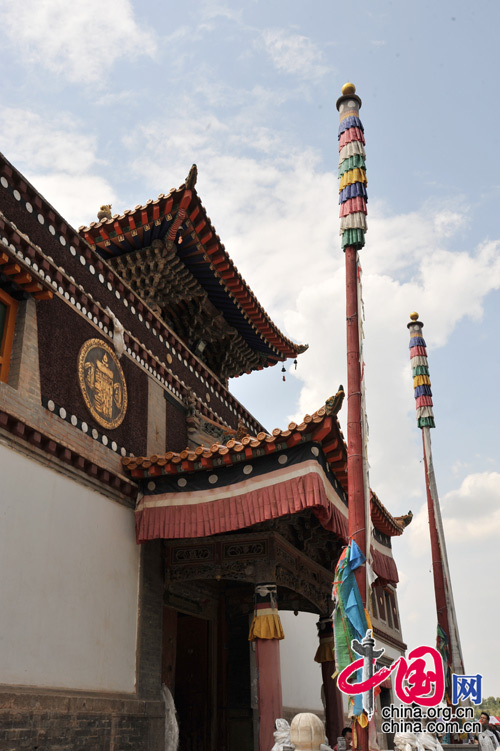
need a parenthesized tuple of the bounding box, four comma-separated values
(77, 339, 128, 429)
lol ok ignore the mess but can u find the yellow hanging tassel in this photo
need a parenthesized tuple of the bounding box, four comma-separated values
(314, 636, 335, 663)
(248, 612, 284, 641)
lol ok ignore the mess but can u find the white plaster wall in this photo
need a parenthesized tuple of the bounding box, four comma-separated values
(0, 443, 140, 692)
(280, 611, 324, 710)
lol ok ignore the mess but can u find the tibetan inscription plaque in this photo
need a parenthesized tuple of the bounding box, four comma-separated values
(78, 339, 127, 429)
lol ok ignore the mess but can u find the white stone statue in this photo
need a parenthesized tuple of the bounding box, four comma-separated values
(161, 684, 179, 751)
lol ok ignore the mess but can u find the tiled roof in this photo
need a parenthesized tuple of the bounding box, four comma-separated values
(79, 166, 307, 379)
(123, 388, 348, 490)
(123, 387, 411, 537)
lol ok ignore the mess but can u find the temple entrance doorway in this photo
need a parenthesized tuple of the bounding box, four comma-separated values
(162, 582, 256, 751)
(161, 527, 341, 751)
(174, 612, 212, 751)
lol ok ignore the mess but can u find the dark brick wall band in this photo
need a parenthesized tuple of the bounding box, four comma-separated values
(0, 690, 164, 751)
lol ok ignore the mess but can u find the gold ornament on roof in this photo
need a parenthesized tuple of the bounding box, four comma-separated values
(97, 204, 112, 221)
(410, 312, 419, 321)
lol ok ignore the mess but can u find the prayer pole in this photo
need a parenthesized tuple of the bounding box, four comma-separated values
(407, 313, 465, 700)
(337, 82, 368, 596)
(337, 83, 369, 751)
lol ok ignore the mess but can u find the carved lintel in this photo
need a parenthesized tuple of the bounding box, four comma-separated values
(164, 530, 334, 612)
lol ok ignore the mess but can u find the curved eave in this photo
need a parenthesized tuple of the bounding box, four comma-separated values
(370, 490, 412, 537)
(123, 389, 348, 491)
(79, 183, 307, 371)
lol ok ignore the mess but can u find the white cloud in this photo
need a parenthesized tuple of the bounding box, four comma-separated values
(441, 472, 500, 536)
(260, 28, 330, 80)
(31, 173, 118, 230)
(0, 109, 98, 174)
(0, 0, 156, 84)
(0, 108, 116, 228)
(199, 1, 243, 24)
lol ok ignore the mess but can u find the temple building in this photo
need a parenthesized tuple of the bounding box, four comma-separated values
(0, 152, 410, 751)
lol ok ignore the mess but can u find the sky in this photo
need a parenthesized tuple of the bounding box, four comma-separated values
(1, 0, 499, 699)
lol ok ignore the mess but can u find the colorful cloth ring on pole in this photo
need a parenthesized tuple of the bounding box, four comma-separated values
(408, 315, 435, 428)
(338, 141, 366, 163)
(339, 197, 368, 216)
(339, 183, 368, 204)
(338, 115, 364, 135)
(338, 155, 366, 177)
(339, 128, 366, 148)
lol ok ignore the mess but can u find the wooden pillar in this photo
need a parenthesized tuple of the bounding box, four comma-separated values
(315, 616, 344, 745)
(249, 583, 284, 751)
(322, 661, 345, 745)
(255, 638, 283, 751)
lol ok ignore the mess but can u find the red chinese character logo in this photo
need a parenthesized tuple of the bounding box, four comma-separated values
(337, 640, 445, 707)
(393, 646, 445, 706)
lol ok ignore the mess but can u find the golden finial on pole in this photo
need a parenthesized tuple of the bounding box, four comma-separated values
(342, 82, 356, 96)
(336, 81, 362, 110)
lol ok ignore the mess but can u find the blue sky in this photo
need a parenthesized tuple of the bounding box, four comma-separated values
(1, 0, 499, 698)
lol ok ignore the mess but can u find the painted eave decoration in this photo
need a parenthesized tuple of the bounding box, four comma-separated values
(123, 388, 348, 486)
(370, 489, 413, 537)
(122, 389, 403, 584)
(79, 166, 307, 380)
(0, 210, 54, 301)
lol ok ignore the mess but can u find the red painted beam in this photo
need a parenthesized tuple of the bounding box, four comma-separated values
(311, 416, 334, 443)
